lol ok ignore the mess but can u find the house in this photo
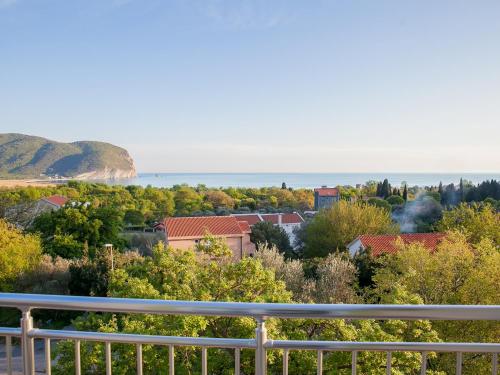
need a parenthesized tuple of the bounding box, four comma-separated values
(231, 212, 305, 245)
(231, 214, 263, 226)
(164, 216, 256, 259)
(314, 187, 340, 210)
(5, 194, 69, 228)
(37, 195, 69, 210)
(347, 233, 447, 257)
(261, 213, 304, 245)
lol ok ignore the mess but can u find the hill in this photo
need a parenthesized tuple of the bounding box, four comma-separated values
(0, 133, 137, 179)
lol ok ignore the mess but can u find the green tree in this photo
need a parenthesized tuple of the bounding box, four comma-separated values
(0, 219, 41, 290)
(402, 184, 408, 201)
(386, 195, 405, 206)
(123, 209, 145, 226)
(437, 203, 499, 246)
(174, 187, 202, 215)
(31, 205, 124, 259)
(53, 239, 438, 375)
(204, 190, 235, 210)
(301, 201, 399, 258)
(54, 239, 291, 375)
(250, 221, 292, 255)
(367, 197, 392, 211)
(381, 178, 391, 199)
(373, 232, 500, 373)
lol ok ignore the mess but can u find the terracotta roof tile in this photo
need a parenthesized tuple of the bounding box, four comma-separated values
(357, 233, 446, 256)
(314, 188, 339, 197)
(231, 214, 263, 226)
(237, 221, 251, 233)
(261, 213, 304, 224)
(42, 195, 68, 207)
(165, 216, 245, 239)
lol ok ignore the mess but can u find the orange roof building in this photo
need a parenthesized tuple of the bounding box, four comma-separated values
(164, 216, 255, 259)
(314, 187, 340, 210)
(347, 233, 447, 257)
(40, 195, 69, 208)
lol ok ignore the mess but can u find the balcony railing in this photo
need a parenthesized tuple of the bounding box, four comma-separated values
(0, 293, 499, 375)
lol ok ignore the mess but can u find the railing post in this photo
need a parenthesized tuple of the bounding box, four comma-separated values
(255, 318, 267, 375)
(21, 308, 34, 375)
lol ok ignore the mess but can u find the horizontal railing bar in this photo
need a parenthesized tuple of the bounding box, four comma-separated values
(1, 293, 499, 320)
(29, 329, 256, 348)
(0, 328, 21, 336)
(267, 340, 500, 353)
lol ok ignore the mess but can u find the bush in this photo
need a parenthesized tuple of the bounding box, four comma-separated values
(386, 195, 405, 205)
(367, 197, 392, 211)
(0, 219, 41, 290)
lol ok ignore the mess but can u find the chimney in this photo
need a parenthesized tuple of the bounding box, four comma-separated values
(278, 214, 282, 226)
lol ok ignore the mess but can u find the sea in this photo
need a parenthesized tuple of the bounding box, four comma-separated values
(101, 173, 500, 189)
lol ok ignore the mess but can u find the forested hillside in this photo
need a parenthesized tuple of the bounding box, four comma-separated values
(0, 133, 136, 179)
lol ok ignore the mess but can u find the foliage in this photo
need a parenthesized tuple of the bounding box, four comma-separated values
(15, 254, 71, 295)
(465, 179, 500, 202)
(386, 195, 405, 206)
(250, 221, 292, 255)
(367, 197, 391, 211)
(54, 239, 291, 375)
(69, 249, 142, 297)
(376, 178, 392, 199)
(300, 201, 398, 258)
(437, 203, 499, 246)
(53, 240, 440, 374)
(353, 247, 379, 289)
(0, 219, 41, 290)
(123, 209, 145, 226)
(255, 247, 358, 304)
(204, 190, 235, 211)
(373, 232, 500, 373)
(173, 186, 204, 215)
(31, 204, 125, 259)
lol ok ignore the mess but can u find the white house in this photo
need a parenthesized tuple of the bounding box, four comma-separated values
(231, 212, 305, 246)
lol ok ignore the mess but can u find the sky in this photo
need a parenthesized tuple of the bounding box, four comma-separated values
(1, 0, 499, 173)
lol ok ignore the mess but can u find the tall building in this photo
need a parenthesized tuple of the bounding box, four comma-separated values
(314, 186, 340, 210)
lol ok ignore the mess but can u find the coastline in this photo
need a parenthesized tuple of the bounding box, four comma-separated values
(0, 179, 61, 188)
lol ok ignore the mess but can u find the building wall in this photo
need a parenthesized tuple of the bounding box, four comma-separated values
(167, 235, 255, 260)
(280, 223, 302, 247)
(347, 239, 364, 257)
(314, 194, 339, 210)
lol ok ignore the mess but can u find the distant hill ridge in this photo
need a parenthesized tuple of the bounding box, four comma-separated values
(0, 133, 136, 179)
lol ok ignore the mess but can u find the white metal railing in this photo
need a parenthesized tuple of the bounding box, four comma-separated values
(0, 293, 499, 375)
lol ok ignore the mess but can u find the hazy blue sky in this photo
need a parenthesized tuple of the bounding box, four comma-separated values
(1, 0, 499, 172)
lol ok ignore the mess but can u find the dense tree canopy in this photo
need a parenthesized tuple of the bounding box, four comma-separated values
(31, 205, 124, 259)
(1, 180, 499, 373)
(299, 201, 399, 258)
(437, 203, 499, 246)
(0, 219, 41, 290)
(374, 232, 500, 373)
(53, 240, 438, 375)
(250, 221, 292, 255)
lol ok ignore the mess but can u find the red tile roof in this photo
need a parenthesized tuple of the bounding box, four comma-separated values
(42, 195, 68, 207)
(314, 187, 339, 197)
(165, 216, 246, 239)
(237, 221, 251, 233)
(355, 233, 446, 256)
(261, 213, 304, 225)
(231, 214, 263, 226)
